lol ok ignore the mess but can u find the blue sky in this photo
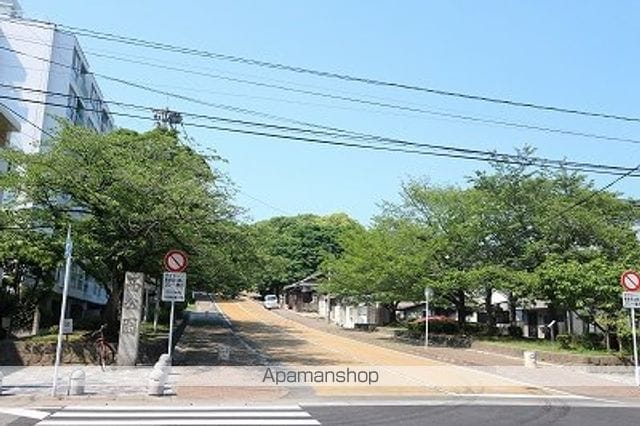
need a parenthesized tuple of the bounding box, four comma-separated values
(20, 1, 640, 224)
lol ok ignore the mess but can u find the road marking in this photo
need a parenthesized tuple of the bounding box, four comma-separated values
(38, 421, 320, 426)
(51, 411, 312, 418)
(36, 405, 321, 426)
(0, 408, 50, 419)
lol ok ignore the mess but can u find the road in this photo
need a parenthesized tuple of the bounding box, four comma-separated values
(2, 296, 640, 425)
(2, 400, 640, 425)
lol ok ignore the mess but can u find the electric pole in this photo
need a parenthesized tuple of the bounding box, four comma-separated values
(153, 108, 182, 130)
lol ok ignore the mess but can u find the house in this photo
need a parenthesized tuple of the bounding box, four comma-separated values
(283, 273, 322, 312)
(0, 1, 114, 328)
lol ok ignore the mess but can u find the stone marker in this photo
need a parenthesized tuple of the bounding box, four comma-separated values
(117, 272, 144, 366)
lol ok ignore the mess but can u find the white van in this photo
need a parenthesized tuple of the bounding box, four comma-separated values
(263, 294, 279, 309)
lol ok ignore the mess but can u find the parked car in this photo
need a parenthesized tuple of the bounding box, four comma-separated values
(263, 294, 279, 309)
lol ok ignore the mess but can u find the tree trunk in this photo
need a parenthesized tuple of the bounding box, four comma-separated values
(485, 287, 496, 333)
(508, 291, 517, 327)
(455, 290, 466, 329)
(31, 306, 41, 336)
(102, 280, 122, 337)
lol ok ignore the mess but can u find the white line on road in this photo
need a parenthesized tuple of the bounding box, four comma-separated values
(59, 405, 303, 411)
(51, 411, 311, 418)
(38, 420, 321, 426)
(0, 407, 50, 419)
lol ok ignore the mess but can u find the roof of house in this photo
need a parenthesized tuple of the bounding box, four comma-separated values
(282, 272, 324, 291)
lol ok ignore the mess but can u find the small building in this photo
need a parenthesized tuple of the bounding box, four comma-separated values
(283, 273, 322, 312)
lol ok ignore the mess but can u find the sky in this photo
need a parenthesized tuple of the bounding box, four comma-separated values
(17, 1, 640, 225)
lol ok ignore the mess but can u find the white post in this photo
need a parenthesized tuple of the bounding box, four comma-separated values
(52, 225, 73, 396)
(167, 301, 175, 360)
(424, 287, 430, 347)
(153, 280, 160, 333)
(632, 308, 639, 387)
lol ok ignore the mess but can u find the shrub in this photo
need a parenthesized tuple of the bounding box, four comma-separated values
(556, 334, 572, 349)
(578, 333, 603, 350)
(429, 319, 459, 334)
(508, 325, 523, 338)
(462, 322, 488, 335)
(407, 318, 459, 336)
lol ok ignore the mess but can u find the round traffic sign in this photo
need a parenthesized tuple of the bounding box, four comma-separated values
(620, 270, 640, 292)
(164, 250, 188, 273)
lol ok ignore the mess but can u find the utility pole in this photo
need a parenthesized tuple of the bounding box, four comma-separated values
(153, 108, 182, 130)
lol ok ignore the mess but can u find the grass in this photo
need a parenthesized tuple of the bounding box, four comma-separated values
(476, 336, 625, 356)
(140, 321, 169, 335)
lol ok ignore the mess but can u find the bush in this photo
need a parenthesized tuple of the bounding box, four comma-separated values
(407, 318, 459, 336)
(463, 323, 489, 335)
(578, 333, 603, 350)
(556, 334, 572, 349)
(508, 325, 523, 338)
(429, 319, 459, 334)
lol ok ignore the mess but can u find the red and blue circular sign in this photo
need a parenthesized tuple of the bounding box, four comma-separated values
(164, 250, 188, 273)
(620, 270, 640, 292)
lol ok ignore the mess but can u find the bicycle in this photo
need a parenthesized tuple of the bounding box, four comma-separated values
(85, 324, 116, 370)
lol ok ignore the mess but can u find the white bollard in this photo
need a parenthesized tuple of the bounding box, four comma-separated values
(147, 369, 165, 396)
(0, 371, 3, 395)
(155, 354, 171, 376)
(218, 345, 230, 361)
(158, 353, 170, 366)
(523, 351, 538, 368)
(69, 370, 85, 395)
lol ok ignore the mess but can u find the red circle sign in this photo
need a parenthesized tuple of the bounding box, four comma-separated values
(164, 250, 188, 272)
(620, 270, 640, 292)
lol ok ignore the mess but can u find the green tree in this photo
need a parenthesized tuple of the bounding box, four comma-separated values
(1, 124, 242, 330)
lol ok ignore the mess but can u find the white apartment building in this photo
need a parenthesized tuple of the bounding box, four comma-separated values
(1, 1, 111, 314)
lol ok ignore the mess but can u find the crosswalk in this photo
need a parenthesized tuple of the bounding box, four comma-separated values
(35, 405, 321, 425)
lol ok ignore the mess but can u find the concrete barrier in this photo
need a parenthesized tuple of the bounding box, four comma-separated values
(147, 369, 165, 396)
(524, 350, 538, 368)
(69, 370, 85, 395)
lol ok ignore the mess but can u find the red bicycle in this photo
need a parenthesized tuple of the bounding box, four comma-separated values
(86, 324, 116, 370)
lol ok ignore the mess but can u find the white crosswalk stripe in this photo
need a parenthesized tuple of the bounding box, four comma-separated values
(36, 405, 321, 425)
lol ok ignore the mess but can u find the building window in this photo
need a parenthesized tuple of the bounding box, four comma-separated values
(90, 86, 101, 112)
(100, 110, 112, 133)
(71, 48, 87, 78)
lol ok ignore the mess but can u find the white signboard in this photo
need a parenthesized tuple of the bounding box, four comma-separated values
(162, 272, 187, 302)
(623, 292, 640, 309)
(62, 318, 73, 334)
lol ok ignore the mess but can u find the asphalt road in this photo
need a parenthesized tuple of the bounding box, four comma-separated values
(306, 403, 640, 426)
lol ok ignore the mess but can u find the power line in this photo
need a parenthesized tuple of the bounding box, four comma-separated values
(46, 21, 640, 124)
(4, 89, 640, 178)
(4, 43, 640, 177)
(4, 36, 634, 145)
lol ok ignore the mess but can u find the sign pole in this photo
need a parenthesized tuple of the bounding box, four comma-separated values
(52, 225, 73, 396)
(632, 308, 639, 387)
(168, 300, 175, 359)
(424, 287, 430, 348)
